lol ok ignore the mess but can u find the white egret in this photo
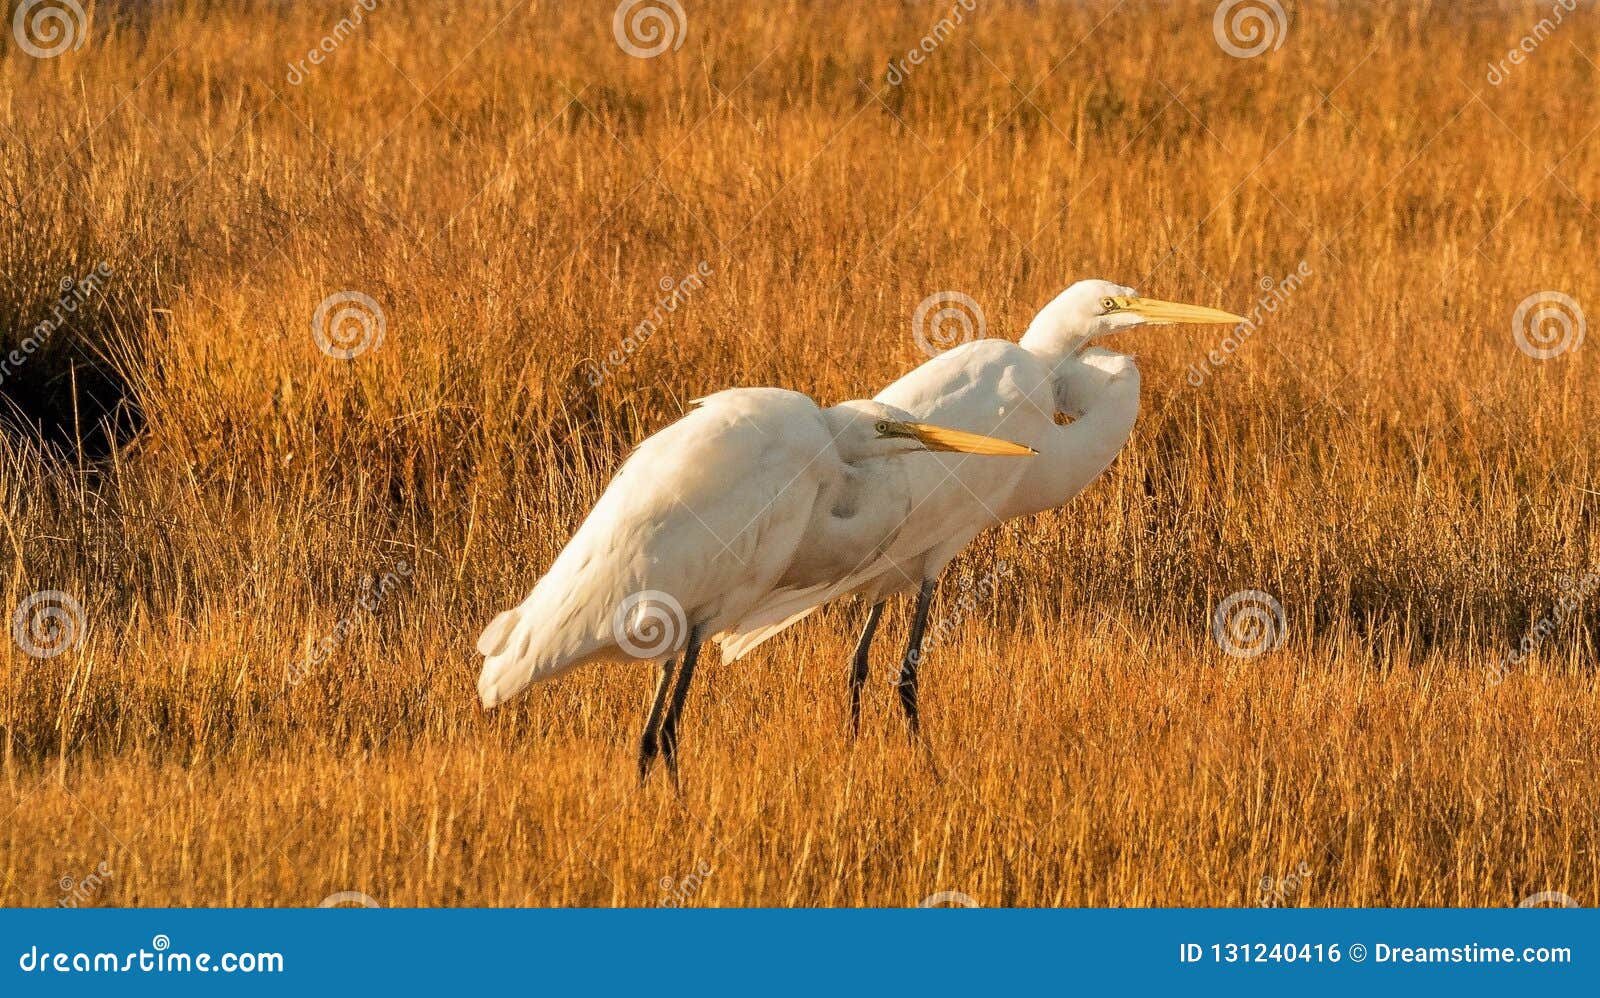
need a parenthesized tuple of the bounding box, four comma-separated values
(475, 387, 1034, 781)
(716, 280, 1244, 734)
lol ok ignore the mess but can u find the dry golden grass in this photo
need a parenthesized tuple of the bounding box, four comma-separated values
(1, 0, 1597, 906)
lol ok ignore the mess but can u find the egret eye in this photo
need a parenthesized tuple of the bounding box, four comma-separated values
(1101, 297, 1119, 312)
(874, 421, 890, 435)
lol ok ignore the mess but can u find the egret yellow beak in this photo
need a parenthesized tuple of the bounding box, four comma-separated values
(1117, 296, 1246, 325)
(881, 420, 1037, 456)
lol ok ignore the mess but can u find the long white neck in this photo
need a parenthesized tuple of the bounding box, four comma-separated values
(1003, 349, 1141, 521)
(1018, 291, 1095, 362)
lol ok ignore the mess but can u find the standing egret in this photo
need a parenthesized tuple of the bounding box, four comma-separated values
(716, 280, 1244, 734)
(475, 387, 1034, 782)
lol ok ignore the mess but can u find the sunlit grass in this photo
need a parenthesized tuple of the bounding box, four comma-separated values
(0, 0, 1596, 906)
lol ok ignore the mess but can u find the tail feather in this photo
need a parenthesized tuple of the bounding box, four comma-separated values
(476, 609, 520, 657)
(476, 587, 612, 709)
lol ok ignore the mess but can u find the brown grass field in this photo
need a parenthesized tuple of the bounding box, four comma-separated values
(1, 0, 1598, 907)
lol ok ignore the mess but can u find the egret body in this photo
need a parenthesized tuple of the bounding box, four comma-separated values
(475, 387, 1033, 780)
(717, 280, 1244, 733)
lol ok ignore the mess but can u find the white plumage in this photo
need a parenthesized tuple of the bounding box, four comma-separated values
(475, 279, 1241, 773)
(713, 280, 1243, 734)
(477, 387, 827, 706)
(475, 386, 1034, 780)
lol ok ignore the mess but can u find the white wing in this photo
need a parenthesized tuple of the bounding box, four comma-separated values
(477, 388, 844, 707)
(865, 339, 1055, 583)
(716, 340, 1056, 659)
(716, 551, 897, 662)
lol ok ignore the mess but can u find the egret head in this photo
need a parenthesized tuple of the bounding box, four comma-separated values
(1019, 279, 1245, 358)
(827, 400, 1036, 462)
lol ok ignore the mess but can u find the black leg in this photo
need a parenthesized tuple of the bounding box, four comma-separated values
(638, 658, 678, 783)
(658, 625, 704, 788)
(848, 601, 885, 737)
(895, 579, 937, 735)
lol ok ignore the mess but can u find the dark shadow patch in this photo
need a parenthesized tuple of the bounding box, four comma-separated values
(0, 263, 151, 462)
(0, 346, 145, 461)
